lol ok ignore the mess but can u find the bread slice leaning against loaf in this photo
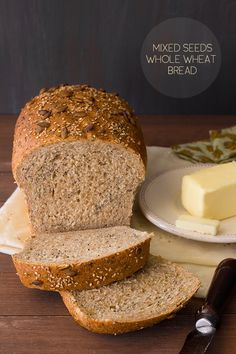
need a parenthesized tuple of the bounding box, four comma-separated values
(12, 226, 151, 291)
(61, 256, 200, 334)
(12, 84, 146, 233)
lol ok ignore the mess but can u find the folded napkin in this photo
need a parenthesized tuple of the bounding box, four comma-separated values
(172, 125, 236, 163)
(0, 189, 30, 254)
(1, 146, 236, 298)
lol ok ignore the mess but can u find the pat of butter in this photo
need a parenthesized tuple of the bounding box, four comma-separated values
(182, 162, 236, 220)
(176, 215, 220, 235)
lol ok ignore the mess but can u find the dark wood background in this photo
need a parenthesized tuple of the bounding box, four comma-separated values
(1, 0, 236, 115)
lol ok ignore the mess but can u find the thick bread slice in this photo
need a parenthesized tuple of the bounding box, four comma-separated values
(12, 226, 151, 292)
(61, 256, 200, 334)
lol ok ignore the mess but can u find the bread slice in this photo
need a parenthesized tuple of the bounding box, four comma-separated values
(61, 256, 200, 334)
(12, 85, 146, 233)
(12, 226, 151, 292)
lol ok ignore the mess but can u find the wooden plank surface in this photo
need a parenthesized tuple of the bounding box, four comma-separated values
(0, 115, 235, 354)
(0, 314, 235, 354)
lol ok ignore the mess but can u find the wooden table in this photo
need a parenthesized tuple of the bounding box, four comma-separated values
(1, 115, 236, 354)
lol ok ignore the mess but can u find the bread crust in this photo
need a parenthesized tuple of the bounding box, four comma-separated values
(12, 84, 146, 179)
(12, 237, 150, 292)
(60, 291, 189, 335)
(60, 257, 200, 334)
(61, 291, 191, 334)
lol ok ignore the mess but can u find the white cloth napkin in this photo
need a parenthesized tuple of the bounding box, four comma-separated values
(0, 188, 31, 254)
(1, 146, 235, 297)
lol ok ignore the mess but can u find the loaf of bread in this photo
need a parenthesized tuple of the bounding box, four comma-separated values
(12, 84, 146, 233)
(13, 226, 151, 291)
(61, 256, 200, 334)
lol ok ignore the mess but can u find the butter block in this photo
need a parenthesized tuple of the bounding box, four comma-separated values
(176, 214, 220, 235)
(182, 162, 236, 220)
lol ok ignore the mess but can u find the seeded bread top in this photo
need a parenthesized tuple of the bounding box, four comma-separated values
(12, 84, 146, 178)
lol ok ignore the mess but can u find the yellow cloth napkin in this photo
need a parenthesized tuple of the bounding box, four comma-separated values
(172, 125, 236, 163)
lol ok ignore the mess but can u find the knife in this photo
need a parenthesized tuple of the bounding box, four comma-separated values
(179, 258, 236, 354)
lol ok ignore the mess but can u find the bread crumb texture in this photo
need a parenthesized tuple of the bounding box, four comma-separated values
(13, 226, 151, 291)
(61, 256, 200, 334)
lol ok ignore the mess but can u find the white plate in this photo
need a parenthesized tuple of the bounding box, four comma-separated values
(139, 165, 236, 243)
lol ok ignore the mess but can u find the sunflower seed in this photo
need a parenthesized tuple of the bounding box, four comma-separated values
(58, 265, 70, 270)
(63, 268, 78, 277)
(35, 126, 44, 134)
(31, 280, 43, 286)
(61, 126, 68, 139)
(57, 105, 67, 113)
(38, 109, 51, 118)
(84, 123, 94, 132)
(37, 121, 50, 128)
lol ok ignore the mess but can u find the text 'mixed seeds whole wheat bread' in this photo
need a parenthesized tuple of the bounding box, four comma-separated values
(12, 84, 146, 233)
(61, 256, 200, 334)
(12, 226, 151, 291)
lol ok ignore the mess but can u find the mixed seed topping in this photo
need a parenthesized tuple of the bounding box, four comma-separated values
(26, 84, 142, 153)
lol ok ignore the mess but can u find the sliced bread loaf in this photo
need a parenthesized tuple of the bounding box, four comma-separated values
(61, 256, 200, 334)
(12, 226, 151, 291)
(12, 84, 146, 233)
